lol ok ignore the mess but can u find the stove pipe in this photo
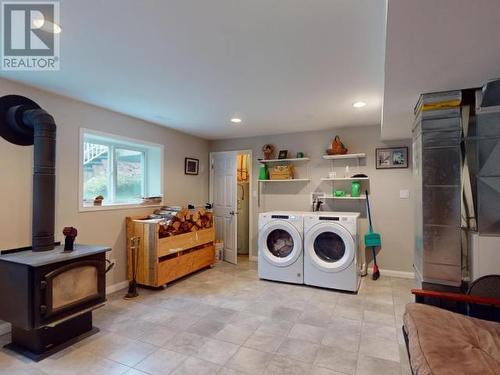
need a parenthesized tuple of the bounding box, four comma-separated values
(0, 95, 57, 252)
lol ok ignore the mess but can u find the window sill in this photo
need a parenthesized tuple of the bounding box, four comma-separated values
(79, 201, 163, 213)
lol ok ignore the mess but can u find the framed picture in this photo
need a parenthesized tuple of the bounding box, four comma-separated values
(376, 147, 408, 169)
(278, 150, 288, 159)
(185, 157, 199, 175)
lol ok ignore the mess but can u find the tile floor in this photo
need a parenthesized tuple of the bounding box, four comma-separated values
(0, 257, 415, 375)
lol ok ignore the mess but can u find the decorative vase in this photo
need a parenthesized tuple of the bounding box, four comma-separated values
(351, 181, 361, 197)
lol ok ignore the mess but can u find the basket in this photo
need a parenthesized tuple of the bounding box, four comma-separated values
(269, 165, 294, 180)
(329, 135, 348, 155)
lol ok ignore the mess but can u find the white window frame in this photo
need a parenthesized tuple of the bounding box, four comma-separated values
(79, 128, 164, 212)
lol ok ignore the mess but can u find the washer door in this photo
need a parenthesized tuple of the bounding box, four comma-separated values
(259, 220, 302, 267)
(305, 222, 355, 272)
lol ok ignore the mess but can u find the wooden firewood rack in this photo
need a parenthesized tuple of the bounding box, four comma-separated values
(126, 216, 215, 288)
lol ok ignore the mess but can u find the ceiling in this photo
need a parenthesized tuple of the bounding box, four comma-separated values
(0, 0, 386, 140)
(383, 0, 500, 139)
(3, 1, 499, 141)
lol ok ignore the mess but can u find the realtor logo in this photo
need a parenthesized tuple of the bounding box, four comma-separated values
(1, 1, 60, 70)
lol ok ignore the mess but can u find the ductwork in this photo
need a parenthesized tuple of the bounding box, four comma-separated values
(480, 78, 500, 107)
(0, 95, 56, 252)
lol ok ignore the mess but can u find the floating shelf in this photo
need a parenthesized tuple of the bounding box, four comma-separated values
(322, 153, 366, 160)
(321, 194, 367, 200)
(320, 177, 369, 181)
(258, 158, 310, 163)
(258, 178, 311, 183)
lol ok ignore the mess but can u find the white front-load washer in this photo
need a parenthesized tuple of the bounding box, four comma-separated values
(258, 211, 304, 284)
(304, 212, 360, 292)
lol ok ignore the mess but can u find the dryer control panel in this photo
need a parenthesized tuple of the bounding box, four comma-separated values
(318, 216, 339, 221)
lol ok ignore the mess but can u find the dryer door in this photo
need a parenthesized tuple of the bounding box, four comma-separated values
(305, 222, 355, 272)
(259, 220, 302, 267)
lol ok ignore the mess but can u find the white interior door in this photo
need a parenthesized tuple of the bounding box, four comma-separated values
(210, 151, 238, 264)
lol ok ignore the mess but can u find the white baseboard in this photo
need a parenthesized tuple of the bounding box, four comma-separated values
(368, 268, 414, 279)
(106, 280, 129, 295)
(0, 322, 10, 336)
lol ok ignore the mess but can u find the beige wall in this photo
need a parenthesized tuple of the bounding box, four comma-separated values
(210, 125, 414, 273)
(0, 78, 209, 288)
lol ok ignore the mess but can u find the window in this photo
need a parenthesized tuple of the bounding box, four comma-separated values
(80, 129, 163, 209)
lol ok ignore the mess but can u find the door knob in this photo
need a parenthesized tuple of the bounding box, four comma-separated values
(229, 211, 239, 216)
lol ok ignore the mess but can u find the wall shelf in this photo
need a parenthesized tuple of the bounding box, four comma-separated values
(258, 157, 311, 207)
(258, 157, 310, 163)
(320, 177, 369, 181)
(322, 153, 366, 160)
(258, 178, 311, 183)
(321, 194, 367, 200)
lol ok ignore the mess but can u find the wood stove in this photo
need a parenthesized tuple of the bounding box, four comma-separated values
(0, 245, 110, 360)
(0, 95, 111, 361)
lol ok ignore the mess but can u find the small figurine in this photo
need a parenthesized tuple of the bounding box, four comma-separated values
(262, 144, 275, 160)
(63, 227, 78, 251)
(327, 136, 348, 155)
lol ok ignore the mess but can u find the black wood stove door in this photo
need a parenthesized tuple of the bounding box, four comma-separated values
(33, 254, 106, 327)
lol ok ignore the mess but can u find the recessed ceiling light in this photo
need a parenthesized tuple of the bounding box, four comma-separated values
(230, 118, 242, 124)
(352, 101, 367, 108)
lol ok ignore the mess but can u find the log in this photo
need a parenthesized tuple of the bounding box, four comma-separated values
(158, 207, 213, 238)
(176, 208, 189, 222)
(180, 222, 192, 232)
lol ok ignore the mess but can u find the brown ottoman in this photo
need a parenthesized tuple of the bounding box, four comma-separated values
(403, 303, 500, 375)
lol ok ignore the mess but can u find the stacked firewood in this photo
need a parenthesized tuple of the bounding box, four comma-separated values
(159, 207, 213, 237)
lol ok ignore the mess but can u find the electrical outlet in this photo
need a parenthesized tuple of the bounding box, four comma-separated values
(399, 189, 410, 199)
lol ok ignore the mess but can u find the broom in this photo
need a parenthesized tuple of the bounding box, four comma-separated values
(364, 190, 381, 280)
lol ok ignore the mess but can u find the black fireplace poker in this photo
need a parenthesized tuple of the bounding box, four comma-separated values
(0, 95, 57, 252)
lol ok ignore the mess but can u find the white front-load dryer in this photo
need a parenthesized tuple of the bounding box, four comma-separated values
(304, 212, 360, 292)
(258, 211, 304, 284)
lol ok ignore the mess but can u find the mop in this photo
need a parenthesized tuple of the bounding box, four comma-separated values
(364, 190, 381, 280)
